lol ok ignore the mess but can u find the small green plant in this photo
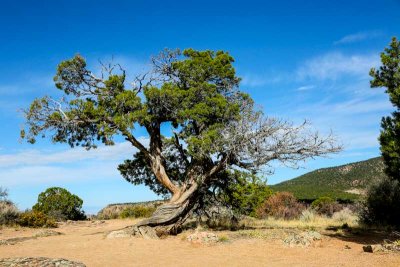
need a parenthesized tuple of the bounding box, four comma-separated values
(218, 234, 229, 242)
(119, 206, 156, 219)
(18, 210, 57, 228)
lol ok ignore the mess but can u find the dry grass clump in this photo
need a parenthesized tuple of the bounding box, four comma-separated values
(300, 209, 316, 223)
(332, 207, 358, 225)
(256, 192, 305, 220)
(0, 201, 19, 226)
(240, 211, 359, 230)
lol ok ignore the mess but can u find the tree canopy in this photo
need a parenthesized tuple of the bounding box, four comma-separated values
(370, 37, 400, 181)
(33, 187, 86, 221)
(22, 48, 341, 236)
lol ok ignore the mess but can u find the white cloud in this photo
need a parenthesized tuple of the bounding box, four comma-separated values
(296, 85, 315, 91)
(0, 138, 150, 187)
(334, 31, 383, 45)
(241, 73, 285, 87)
(0, 139, 148, 168)
(296, 52, 379, 81)
(0, 164, 119, 187)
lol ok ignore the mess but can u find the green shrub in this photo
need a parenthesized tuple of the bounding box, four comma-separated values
(221, 172, 273, 217)
(0, 200, 19, 226)
(256, 192, 305, 220)
(311, 196, 341, 217)
(119, 206, 156, 219)
(33, 187, 86, 221)
(361, 178, 400, 227)
(18, 210, 57, 228)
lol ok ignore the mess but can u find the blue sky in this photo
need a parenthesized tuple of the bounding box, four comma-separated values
(1, 0, 399, 214)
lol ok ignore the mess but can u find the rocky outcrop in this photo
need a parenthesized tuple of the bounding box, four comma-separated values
(0, 257, 85, 267)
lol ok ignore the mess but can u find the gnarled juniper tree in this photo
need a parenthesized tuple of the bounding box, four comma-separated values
(22, 49, 341, 237)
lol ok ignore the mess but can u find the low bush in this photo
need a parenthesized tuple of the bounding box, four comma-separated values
(361, 178, 400, 227)
(311, 196, 342, 217)
(0, 200, 19, 226)
(119, 205, 156, 219)
(18, 210, 57, 228)
(332, 207, 358, 224)
(256, 192, 305, 220)
(205, 215, 240, 231)
(220, 171, 273, 217)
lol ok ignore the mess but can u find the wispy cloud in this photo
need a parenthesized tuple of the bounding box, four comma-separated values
(296, 85, 315, 91)
(0, 139, 149, 186)
(0, 141, 145, 168)
(296, 52, 379, 81)
(241, 73, 286, 87)
(334, 31, 383, 45)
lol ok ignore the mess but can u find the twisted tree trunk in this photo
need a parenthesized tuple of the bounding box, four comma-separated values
(107, 184, 201, 239)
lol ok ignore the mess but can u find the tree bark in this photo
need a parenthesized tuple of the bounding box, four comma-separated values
(108, 184, 201, 239)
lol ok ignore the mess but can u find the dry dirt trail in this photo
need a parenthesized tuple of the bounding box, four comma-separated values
(1, 219, 399, 267)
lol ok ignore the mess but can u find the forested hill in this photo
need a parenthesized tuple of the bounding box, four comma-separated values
(271, 157, 387, 202)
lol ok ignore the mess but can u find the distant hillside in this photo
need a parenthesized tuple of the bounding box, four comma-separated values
(271, 157, 387, 202)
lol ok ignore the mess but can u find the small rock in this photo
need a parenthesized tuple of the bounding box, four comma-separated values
(344, 245, 351, 249)
(363, 245, 373, 253)
(187, 231, 219, 244)
(106, 229, 132, 239)
(372, 244, 384, 252)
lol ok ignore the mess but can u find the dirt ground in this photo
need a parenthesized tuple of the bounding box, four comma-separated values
(1, 219, 399, 267)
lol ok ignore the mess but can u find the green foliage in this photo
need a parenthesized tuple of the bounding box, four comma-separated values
(220, 171, 273, 217)
(18, 210, 57, 228)
(271, 157, 387, 201)
(119, 206, 156, 219)
(311, 196, 334, 209)
(370, 37, 400, 182)
(33, 187, 86, 221)
(361, 178, 400, 227)
(256, 192, 305, 220)
(96, 201, 164, 220)
(21, 47, 340, 221)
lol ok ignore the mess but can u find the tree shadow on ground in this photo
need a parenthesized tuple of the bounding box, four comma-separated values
(322, 225, 399, 245)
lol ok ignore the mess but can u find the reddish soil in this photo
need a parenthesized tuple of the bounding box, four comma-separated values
(1, 219, 399, 267)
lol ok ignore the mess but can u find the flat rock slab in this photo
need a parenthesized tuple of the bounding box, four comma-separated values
(187, 231, 219, 244)
(0, 257, 86, 267)
(283, 231, 322, 247)
(0, 230, 63, 246)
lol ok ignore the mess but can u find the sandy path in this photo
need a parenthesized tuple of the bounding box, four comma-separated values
(1, 220, 399, 267)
